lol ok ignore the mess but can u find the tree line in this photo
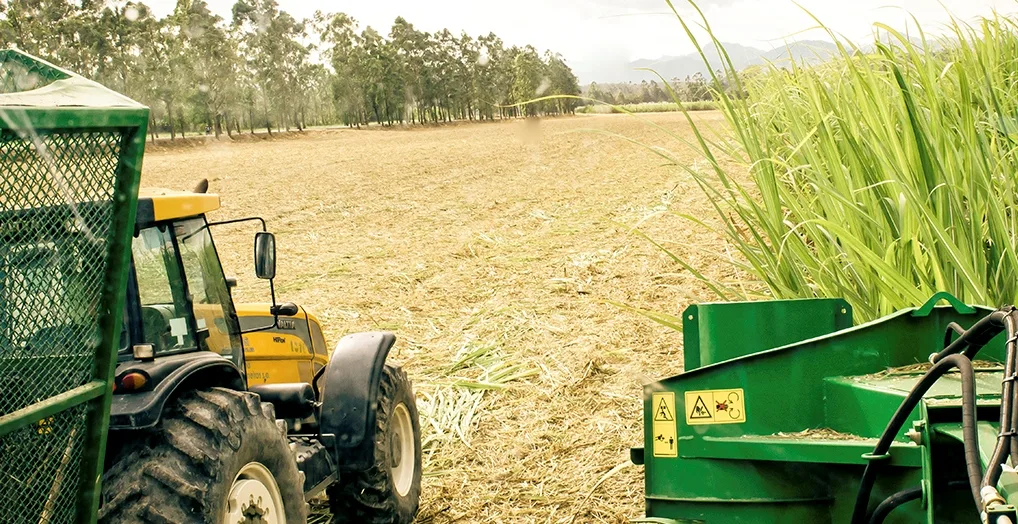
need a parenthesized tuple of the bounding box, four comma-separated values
(584, 72, 737, 106)
(0, 0, 583, 140)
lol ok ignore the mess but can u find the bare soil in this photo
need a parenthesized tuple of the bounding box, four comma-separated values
(141, 112, 738, 523)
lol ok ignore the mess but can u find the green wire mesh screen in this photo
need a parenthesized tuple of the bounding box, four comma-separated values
(0, 50, 145, 523)
(0, 131, 123, 415)
(0, 131, 123, 524)
(0, 50, 69, 95)
(0, 404, 88, 523)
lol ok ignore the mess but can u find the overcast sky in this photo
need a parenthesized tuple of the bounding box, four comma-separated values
(147, 0, 1018, 79)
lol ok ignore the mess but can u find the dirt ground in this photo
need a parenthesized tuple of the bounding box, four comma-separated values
(141, 111, 738, 523)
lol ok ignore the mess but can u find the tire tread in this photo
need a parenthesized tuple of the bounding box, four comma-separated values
(329, 366, 422, 524)
(99, 387, 307, 523)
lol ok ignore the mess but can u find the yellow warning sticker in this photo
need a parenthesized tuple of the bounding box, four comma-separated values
(684, 388, 746, 425)
(651, 392, 678, 457)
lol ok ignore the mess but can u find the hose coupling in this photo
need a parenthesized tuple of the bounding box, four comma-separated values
(982, 486, 1006, 509)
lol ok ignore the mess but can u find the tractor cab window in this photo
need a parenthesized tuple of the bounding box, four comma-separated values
(132, 225, 195, 352)
(175, 218, 242, 359)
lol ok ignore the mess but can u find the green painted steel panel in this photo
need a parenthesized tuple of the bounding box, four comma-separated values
(685, 435, 923, 467)
(682, 298, 853, 371)
(644, 296, 1006, 523)
(822, 377, 918, 439)
(0, 50, 145, 523)
(935, 422, 1018, 506)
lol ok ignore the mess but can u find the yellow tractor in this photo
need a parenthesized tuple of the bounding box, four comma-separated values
(95, 185, 422, 523)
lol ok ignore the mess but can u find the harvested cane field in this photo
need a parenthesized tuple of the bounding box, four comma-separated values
(141, 112, 737, 523)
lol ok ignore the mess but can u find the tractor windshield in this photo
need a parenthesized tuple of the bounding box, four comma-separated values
(131, 218, 241, 362)
(175, 218, 242, 357)
(132, 225, 197, 352)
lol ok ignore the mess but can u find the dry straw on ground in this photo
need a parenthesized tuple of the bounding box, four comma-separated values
(141, 112, 737, 523)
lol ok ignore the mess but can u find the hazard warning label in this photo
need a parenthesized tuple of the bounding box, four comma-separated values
(651, 392, 678, 457)
(684, 388, 746, 425)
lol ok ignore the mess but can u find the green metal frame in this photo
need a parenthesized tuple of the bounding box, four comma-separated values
(642, 294, 1008, 523)
(0, 50, 146, 523)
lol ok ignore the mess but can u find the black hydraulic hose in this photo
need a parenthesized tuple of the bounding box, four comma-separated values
(851, 354, 981, 524)
(985, 312, 1018, 489)
(1002, 311, 1018, 468)
(867, 486, 921, 524)
(868, 481, 969, 524)
(944, 321, 966, 348)
(931, 309, 1009, 363)
(1011, 353, 1018, 466)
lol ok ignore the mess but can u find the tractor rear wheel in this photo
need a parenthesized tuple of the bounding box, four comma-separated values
(98, 387, 307, 523)
(328, 365, 422, 523)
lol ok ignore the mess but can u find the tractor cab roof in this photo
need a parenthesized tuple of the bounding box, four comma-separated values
(136, 188, 220, 225)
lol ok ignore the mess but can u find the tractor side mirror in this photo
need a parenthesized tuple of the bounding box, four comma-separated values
(270, 302, 299, 317)
(254, 232, 276, 280)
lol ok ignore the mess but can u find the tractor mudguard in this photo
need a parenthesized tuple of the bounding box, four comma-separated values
(319, 331, 396, 471)
(108, 351, 245, 429)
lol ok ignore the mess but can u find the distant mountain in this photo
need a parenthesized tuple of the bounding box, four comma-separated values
(762, 40, 839, 64)
(576, 40, 840, 84)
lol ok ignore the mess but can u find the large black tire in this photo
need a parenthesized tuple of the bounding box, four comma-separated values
(329, 365, 422, 523)
(98, 387, 307, 523)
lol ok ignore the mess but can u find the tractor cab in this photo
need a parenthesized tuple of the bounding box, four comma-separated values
(117, 187, 325, 389)
(127, 189, 241, 362)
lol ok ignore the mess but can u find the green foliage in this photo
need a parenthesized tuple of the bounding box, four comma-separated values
(586, 74, 729, 106)
(656, 3, 1018, 321)
(0, 1, 582, 138)
(314, 14, 581, 126)
(577, 101, 716, 114)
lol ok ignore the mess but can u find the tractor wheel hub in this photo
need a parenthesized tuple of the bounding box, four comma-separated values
(226, 462, 286, 524)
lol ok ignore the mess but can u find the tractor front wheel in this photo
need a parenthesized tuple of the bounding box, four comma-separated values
(329, 365, 422, 523)
(98, 388, 307, 523)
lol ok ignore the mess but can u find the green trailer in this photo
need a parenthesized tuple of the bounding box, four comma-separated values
(636, 293, 1018, 523)
(0, 50, 146, 523)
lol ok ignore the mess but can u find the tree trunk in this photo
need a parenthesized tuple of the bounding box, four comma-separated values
(166, 101, 176, 140)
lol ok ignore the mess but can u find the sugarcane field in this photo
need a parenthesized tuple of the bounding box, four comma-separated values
(5, 1, 1018, 524)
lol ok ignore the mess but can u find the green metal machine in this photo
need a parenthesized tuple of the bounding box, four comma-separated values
(636, 293, 1018, 524)
(0, 50, 146, 522)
